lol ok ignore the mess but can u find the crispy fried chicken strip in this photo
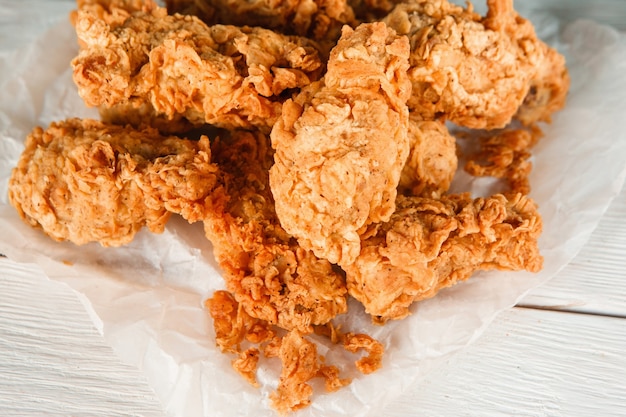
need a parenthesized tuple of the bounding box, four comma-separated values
(399, 115, 457, 198)
(345, 193, 543, 323)
(270, 22, 411, 266)
(71, 2, 200, 134)
(203, 130, 347, 333)
(383, 0, 567, 129)
(72, 7, 323, 132)
(8, 118, 218, 246)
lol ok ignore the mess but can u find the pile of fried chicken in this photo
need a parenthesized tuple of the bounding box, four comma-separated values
(8, 0, 569, 413)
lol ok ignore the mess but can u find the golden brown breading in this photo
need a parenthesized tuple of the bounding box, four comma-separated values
(463, 125, 543, 195)
(205, 290, 275, 353)
(383, 0, 566, 130)
(232, 348, 261, 387)
(205, 290, 353, 408)
(269, 330, 322, 414)
(165, 0, 356, 47)
(71, 0, 157, 28)
(202, 130, 348, 333)
(317, 364, 352, 392)
(72, 2, 193, 132)
(8, 118, 218, 246)
(342, 332, 384, 374)
(399, 116, 458, 198)
(270, 22, 411, 266)
(345, 193, 543, 323)
(515, 45, 570, 125)
(71, 7, 323, 132)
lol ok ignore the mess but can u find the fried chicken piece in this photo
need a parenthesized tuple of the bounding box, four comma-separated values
(72, 2, 199, 133)
(463, 125, 543, 195)
(72, 7, 323, 132)
(383, 0, 566, 130)
(270, 330, 322, 414)
(8, 118, 218, 246)
(202, 130, 347, 333)
(345, 193, 543, 323)
(270, 22, 412, 266)
(399, 115, 457, 198)
(165, 0, 356, 48)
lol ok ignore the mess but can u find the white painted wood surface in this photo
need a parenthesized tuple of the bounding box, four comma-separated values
(1, 1, 625, 416)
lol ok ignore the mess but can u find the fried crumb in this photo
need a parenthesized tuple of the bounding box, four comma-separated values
(232, 348, 261, 387)
(342, 333, 385, 374)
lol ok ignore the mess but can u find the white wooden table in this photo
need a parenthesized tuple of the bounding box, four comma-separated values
(1, 1, 625, 416)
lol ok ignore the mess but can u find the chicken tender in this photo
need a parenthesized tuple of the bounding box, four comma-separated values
(383, 0, 567, 129)
(345, 193, 543, 323)
(8, 118, 218, 246)
(399, 115, 457, 198)
(270, 22, 412, 266)
(72, 7, 323, 132)
(203, 130, 348, 333)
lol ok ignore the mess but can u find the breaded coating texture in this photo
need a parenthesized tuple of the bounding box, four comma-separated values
(515, 44, 570, 125)
(383, 0, 564, 129)
(270, 22, 411, 266)
(399, 116, 457, 198)
(8, 118, 218, 246)
(71, 0, 157, 27)
(72, 7, 323, 132)
(270, 330, 321, 414)
(203, 130, 347, 332)
(345, 193, 543, 323)
(166, 0, 357, 47)
(463, 126, 543, 195)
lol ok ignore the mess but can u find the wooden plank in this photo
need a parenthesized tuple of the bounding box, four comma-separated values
(385, 306, 626, 416)
(0, 260, 165, 416)
(519, 186, 626, 317)
(2, 262, 624, 416)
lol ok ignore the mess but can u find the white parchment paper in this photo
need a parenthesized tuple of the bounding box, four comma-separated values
(1, 12, 626, 417)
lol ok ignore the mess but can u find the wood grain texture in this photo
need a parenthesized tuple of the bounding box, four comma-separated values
(388, 306, 626, 417)
(520, 190, 626, 317)
(0, 260, 165, 417)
